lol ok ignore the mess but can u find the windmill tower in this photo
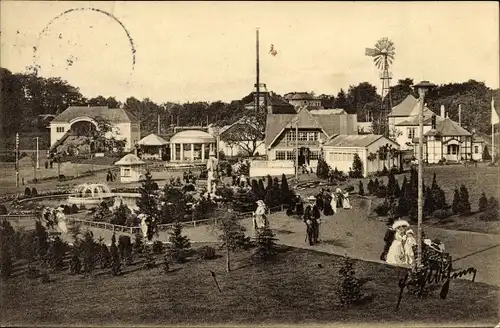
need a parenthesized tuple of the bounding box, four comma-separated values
(365, 37, 395, 136)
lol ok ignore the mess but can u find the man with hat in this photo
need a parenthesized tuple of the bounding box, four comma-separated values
(303, 195, 321, 245)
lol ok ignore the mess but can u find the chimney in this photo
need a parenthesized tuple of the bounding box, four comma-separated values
(440, 105, 445, 118)
(458, 104, 462, 126)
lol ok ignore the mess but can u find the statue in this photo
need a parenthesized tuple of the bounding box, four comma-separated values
(206, 150, 219, 196)
(138, 213, 149, 241)
(55, 207, 68, 233)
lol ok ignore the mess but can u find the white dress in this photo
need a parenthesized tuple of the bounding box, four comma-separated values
(56, 211, 68, 233)
(253, 205, 268, 231)
(386, 232, 406, 265)
(404, 235, 417, 265)
(331, 194, 337, 214)
(343, 192, 351, 209)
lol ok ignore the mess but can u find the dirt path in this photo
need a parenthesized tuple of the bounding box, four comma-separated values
(60, 196, 499, 287)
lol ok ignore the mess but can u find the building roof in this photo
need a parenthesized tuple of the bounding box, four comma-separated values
(51, 106, 140, 123)
(434, 117, 472, 136)
(115, 154, 146, 166)
(283, 92, 319, 101)
(245, 94, 297, 114)
(388, 95, 418, 117)
(265, 114, 297, 147)
(395, 107, 439, 126)
(309, 109, 346, 115)
(324, 134, 396, 148)
(137, 133, 168, 146)
(169, 130, 216, 143)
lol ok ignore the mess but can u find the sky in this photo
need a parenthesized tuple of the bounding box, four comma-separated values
(1, 1, 499, 104)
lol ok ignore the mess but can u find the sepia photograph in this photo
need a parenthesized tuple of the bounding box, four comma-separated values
(0, 1, 499, 327)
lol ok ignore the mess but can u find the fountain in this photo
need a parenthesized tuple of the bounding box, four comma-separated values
(67, 183, 115, 206)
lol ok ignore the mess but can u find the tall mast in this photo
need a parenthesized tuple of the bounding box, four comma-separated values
(256, 28, 260, 113)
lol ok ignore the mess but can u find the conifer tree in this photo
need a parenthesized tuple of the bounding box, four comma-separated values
(46, 236, 67, 271)
(280, 174, 294, 206)
(252, 227, 278, 262)
(258, 179, 266, 199)
(266, 174, 273, 191)
(423, 187, 435, 217)
(251, 179, 259, 197)
(136, 171, 159, 219)
(216, 209, 248, 272)
(81, 231, 99, 277)
(133, 233, 143, 255)
(400, 176, 408, 199)
(166, 222, 191, 263)
(0, 237, 12, 279)
(458, 184, 471, 215)
(143, 244, 156, 269)
(350, 154, 363, 178)
(452, 187, 461, 214)
(335, 255, 362, 307)
(110, 234, 121, 276)
(34, 220, 49, 260)
(358, 181, 365, 196)
(478, 192, 489, 212)
(367, 179, 374, 194)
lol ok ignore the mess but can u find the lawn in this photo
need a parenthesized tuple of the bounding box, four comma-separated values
(1, 245, 498, 326)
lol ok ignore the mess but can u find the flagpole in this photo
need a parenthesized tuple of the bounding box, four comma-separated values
(256, 28, 260, 113)
(492, 122, 495, 163)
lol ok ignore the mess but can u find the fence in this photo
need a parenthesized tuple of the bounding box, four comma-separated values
(2, 203, 290, 234)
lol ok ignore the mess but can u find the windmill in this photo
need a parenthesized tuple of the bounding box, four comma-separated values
(365, 37, 396, 136)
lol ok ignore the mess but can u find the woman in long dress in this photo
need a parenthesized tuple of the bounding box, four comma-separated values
(343, 191, 352, 209)
(55, 207, 68, 233)
(404, 229, 417, 265)
(386, 220, 409, 265)
(253, 200, 268, 235)
(330, 192, 337, 214)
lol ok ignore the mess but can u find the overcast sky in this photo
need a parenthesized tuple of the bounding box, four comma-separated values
(1, 1, 498, 103)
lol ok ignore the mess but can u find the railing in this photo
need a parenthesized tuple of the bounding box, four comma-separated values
(2, 203, 290, 234)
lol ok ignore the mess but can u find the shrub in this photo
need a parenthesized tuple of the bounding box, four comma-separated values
(142, 244, 156, 269)
(31, 188, 38, 196)
(335, 255, 362, 307)
(118, 235, 133, 265)
(390, 165, 399, 175)
(0, 243, 12, 279)
(198, 245, 217, 260)
(166, 222, 191, 263)
(452, 188, 460, 214)
(252, 227, 278, 262)
(478, 192, 488, 212)
(375, 185, 387, 198)
(432, 209, 451, 220)
(152, 241, 164, 254)
(71, 204, 79, 214)
(216, 185, 234, 200)
(110, 234, 122, 276)
(367, 179, 374, 194)
(46, 236, 67, 271)
(0, 204, 7, 215)
(358, 181, 364, 196)
(98, 244, 111, 269)
(480, 197, 499, 221)
(24, 187, 32, 197)
(458, 184, 471, 215)
(133, 233, 143, 255)
(374, 201, 390, 216)
(349, 154, 363, 178)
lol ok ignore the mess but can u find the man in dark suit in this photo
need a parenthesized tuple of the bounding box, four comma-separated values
(380, 223, 395, 261)
(304, 196, 321, 245)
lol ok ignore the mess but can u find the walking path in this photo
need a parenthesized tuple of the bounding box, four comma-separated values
(58, 196, 500, 287)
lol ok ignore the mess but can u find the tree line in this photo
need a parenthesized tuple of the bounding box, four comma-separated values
(2, 67, 499, 141)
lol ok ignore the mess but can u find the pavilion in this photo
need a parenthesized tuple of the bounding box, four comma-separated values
(137, 133, 168, 160)
(169, 130, 217, 162)
(114, 153, 146, 183)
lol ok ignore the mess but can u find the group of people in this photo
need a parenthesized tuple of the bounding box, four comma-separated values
(380, 219, 446, 266)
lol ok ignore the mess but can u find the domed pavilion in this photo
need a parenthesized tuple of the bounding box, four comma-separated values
(169, 130, 216, 162)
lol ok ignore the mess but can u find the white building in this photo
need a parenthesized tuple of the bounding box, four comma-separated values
(114, 153, 146, 183)
(283, 92, 322, 109)
(323, 134, 400, 177)
(50, 106, 140, 152)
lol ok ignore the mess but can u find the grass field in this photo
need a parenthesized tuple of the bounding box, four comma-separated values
(1, 245, 498, 326)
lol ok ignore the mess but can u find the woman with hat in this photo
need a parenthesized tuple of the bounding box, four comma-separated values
(253, 200, 268, 235)
(386, 219, 410, 265)
(404, 229, 417, 265)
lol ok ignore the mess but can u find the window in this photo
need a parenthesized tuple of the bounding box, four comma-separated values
(307, 132, 317, 141)
(286, 150, 295, 160)
(123, 168, 131, 177)
(286, 131, 296, 141)
(474, 146, 479, 154)
(275, 151, 287, 160)
(447, 145, 458, 155)
(309, 151, 319, 160)
(56, 127, 65, 133)
(407, 128, 416, 139)
(298, 132, 308, 141)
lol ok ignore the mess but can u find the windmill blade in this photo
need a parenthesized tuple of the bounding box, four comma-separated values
(365, 48, 378, 56)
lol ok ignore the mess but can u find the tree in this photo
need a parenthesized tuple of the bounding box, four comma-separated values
(136, 171, 159, 219)
(423, 187, 435, 217)
(367, 179, 374, 194)
(34, 220, 49, 260)
(46, 236, 67, 270)
(252, 227, 278, 262)
(110, 234, 121, 276)
(482, 145, 491, 161)
(166, 222, 191, 263)
(458, 184, 471, 215)
(478, 192, 489, 212)
(266, 174, 273, 191)
(111, 201, 131, 226)
(347, 82, 381, 120)
(215, 209, 248, 272)
(0, 241, 12, 279)
(335, 89, 348, 110)
(159, 183, 188, 224)
(280, 174, 294, 206)
(350, 154, 363, 178)
(258, 179, 266, 199)
(265, 186, 282, 209)
(389, 78, 415, 108)
(93, 201, 112, 222)
(452, 187, 461, 214)
(335, 255, 362, 307)
(481, 197, 499, 221)
(358, 181, 365, 196)
(98, 238, 111, 269)
(220, 111, 265, 157)
(316, 157, 331, 179)
(80, 231, 99, 277)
